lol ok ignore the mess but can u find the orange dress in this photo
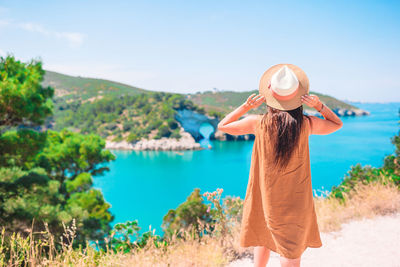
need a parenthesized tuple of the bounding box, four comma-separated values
(239, 115, 322, 259)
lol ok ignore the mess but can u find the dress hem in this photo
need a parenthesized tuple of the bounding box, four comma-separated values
(239, 242, 323, 259)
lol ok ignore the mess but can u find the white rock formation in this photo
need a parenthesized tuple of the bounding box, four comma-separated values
(105, 127, 202, 151)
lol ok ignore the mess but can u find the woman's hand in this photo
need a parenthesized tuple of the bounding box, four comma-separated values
(301, 94, 323, 111)
(243, 93, 265, 110)
(217, 93, 265, 135)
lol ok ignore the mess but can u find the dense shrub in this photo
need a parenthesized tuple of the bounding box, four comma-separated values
(170, 129, 182, 139)
(167, 119, 179, 130)
(158, 125, 171, 138)
(127, 132, 141, 142)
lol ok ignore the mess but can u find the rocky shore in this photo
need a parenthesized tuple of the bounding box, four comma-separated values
(305, 107, 370, 117)
(105, 127, 203, 151)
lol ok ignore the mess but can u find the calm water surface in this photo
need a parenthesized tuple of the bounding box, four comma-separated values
(94, 102, 400, 236)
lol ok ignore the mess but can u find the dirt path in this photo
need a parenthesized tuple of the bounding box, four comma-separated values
(228, 213, 400, 267)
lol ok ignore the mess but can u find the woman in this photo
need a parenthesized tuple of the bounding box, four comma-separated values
(217, 64, 343, 267)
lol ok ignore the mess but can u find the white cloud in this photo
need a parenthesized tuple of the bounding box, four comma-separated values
(0, 19, 85, 48)
(18, 22, 48, 34)
(0, 19, 9, 27)
(0, 48, 5, 57)
(17, 22, 85, 48)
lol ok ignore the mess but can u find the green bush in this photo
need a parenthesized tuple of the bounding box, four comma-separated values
(148, 119, 163, 131)
(330, 164, 382, 200)
(105, 123, 118, 131)
(195, 106, 206, 114)
(158, 125, 171, 138)
(112, 134, 123, 142)
(170, 128, 181, 139)
(162, 188, 213, 239)
(123, 121, 136, 131)
(167, 119, 179, 130)
(208, 110, 224, 120)
(127, 132, 141, 142)
(142, 104, 152, 114)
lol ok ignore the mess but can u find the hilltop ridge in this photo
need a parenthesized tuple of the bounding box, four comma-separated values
(43, 70, 368, 114)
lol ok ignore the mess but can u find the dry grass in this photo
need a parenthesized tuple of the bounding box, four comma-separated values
(314, 178, 400, 232)
(0, 212, 249, 266)
(118, 236, 227, 266)
(1, 179, 399, 266)
(102, 216, 252, 267)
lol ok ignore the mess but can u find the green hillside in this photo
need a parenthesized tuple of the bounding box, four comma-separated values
(43, 70, 365, 142)
(43, 70, 149, 102)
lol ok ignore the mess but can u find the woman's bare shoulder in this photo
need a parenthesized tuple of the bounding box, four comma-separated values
(250, 114, 264, 122)
(304, 115, 318, 135)
(249, 114, 264, 133)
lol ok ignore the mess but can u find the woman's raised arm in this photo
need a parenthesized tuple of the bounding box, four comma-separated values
(301, 94, 343, 135)
(217, 94, 265, 135)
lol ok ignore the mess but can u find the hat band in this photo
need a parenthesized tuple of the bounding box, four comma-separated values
(270, 85, 299, 101)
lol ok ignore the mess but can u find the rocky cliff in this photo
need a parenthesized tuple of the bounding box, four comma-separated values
(174, 109, 219, 141)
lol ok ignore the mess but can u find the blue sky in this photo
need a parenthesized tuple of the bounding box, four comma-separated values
(0, 0, 399, 102)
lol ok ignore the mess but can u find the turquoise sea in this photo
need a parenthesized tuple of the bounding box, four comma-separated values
(93, 102, 400, 237)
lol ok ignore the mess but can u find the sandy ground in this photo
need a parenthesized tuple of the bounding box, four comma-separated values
(228, 213, 400, 267)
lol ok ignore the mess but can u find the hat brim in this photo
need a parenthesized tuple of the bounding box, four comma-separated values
(259, 63, 310, 111)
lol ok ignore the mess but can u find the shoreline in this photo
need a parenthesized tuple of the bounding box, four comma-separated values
(105, 107, 370, 151)
(105, 129, 204, 151)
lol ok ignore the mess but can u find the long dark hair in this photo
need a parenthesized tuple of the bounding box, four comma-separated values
(260, 105, 307, 171)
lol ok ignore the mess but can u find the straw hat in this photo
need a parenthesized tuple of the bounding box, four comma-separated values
(259, 63, 309, 111)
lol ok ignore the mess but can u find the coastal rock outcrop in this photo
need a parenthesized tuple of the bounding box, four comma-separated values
(213, 129, 255, 141)
(175, 109, 255, 142)
(304, 108, 370, 117)
(106, 127, 202, 151)
(333, 108, 370, 116)
(174, 109, 219, 141)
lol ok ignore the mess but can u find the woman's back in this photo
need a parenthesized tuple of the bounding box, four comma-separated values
(239, 114, 323, 259)
(255, 114, 311, 172)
